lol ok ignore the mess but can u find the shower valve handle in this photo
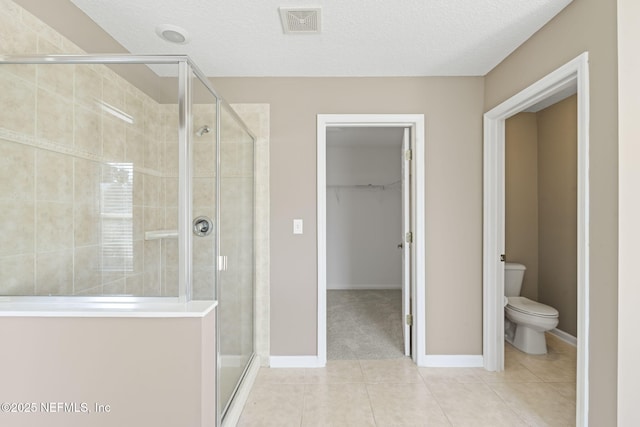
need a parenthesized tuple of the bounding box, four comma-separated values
(193, 216, 213, 237)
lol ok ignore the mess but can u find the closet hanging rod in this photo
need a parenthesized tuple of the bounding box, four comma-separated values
(327, 180, 401, 190)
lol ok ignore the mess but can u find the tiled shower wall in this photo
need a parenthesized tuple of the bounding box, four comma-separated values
(0, 0, 180, 296)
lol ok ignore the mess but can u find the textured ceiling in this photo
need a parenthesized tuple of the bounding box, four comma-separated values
(69, 0, 572, 77)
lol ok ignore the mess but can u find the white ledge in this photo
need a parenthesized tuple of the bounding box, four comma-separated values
(145, 229, 179, 240)
(0, 300, 217, 318)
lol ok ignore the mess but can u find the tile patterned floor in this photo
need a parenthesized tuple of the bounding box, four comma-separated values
(237, 334, 576, 426)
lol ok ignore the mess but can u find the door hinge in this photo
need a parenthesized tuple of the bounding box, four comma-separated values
(405, 231, 413, 244)
(406, 314, 413, 326)
(404, 149, 413, 161)
(500, 254, 506, 262)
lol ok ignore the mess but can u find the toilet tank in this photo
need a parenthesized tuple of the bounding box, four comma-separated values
(504, 262, 526, 297)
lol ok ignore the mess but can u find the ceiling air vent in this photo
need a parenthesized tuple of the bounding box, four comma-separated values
(279, 7, 321, 34)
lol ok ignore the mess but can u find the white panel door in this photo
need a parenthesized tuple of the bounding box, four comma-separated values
(402, 128, 411, 356)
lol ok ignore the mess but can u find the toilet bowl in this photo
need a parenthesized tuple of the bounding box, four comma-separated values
(505, 296, 558, 354)
(504, 263, 559, 355)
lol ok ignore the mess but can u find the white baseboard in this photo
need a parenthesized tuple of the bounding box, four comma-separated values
(423, 355, 484, 368)
(549, 328, 577, 347)
(221, 354, 260, 427)
(269, 356, 326, 368)
(327, 283, 402, 290)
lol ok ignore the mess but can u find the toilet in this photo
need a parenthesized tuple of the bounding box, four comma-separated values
(504, 262, 559, 354)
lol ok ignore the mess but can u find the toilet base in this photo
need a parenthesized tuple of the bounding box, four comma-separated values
(511, 324, 548, 355)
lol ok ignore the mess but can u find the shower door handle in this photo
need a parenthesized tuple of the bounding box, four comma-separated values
(218, 255, 228, 271)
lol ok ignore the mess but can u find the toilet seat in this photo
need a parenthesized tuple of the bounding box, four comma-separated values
(507, 296, 558, 318)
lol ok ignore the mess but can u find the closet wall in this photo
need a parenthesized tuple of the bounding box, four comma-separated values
(326, 142, 402, 289)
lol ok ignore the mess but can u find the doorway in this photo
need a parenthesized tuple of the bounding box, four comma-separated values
(483, 53, 589, 425)
(317, 114, 426, 366)
(325, 127, 407, 359)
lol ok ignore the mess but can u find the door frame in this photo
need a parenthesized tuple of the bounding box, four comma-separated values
(317, 114, 426, 366)
(482, 52, 590, 425)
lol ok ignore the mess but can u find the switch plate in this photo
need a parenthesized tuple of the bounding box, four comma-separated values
(293, 219, 303, 234)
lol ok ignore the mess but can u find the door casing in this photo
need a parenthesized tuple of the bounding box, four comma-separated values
(482, 52, 590, 426)
(317, 114, 426, 366)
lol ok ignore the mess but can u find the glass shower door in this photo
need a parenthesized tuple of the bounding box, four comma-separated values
(218, 103, 255, 417)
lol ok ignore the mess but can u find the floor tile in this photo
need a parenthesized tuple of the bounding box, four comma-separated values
(305, 360, 364, 384)
(253, 367, 308, 385)
(367, 382, 451, 426)
(428, 382, 527, 426)
(489, 382, 576, 426)
(359, 358, 423, 383)
(418, 367, 485, 384)
(476, 357, 543, 383)
(517, 352, 576, 382)
(237, 383, 305, 427)
(301, 383, 376, 427)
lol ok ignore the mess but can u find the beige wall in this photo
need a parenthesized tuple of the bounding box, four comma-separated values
(537, 95, 578, 336)
(210, 77, 485, 356)
(0, 312, 216, 427)
(617, 0, 640, 424)
(505, 113, 539, 300)
(485, 0, 618, 423)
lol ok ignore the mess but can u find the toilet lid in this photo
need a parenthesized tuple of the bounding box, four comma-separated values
(507, 296, 559, 317)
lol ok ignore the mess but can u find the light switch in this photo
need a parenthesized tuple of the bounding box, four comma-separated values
(293, 219, 303, 235)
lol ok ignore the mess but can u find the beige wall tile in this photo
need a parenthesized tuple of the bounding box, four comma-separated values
(0, 70, 36, 135)
(103, 278, 126, 295)
(0, 254, 35, 295)
(73, 202, 100, 247)
(143, 174, 161, 207)
(132, 172, 143, 206)
(74, 65, 102, 109)
(163, 177, 178, 208)
(125, 273, 144, 296)
(36, 88, 73, 146)
(0, 199, 35, 257)
(36, 250, 73, 295)
(36, 61, 74, 99)
(125, 90, 145, 134)
(0, 7, 37, 54)
(74, 105, 102, 156)
(132, 206, 144, 241)
(193, 177, 215, 208)
(144, 206, 162, 231)
(102, 114, 126, 161)
(36, 149, 73, 202)
(0, 140, 35, 201)
(144, 134, 159, 170)
(73, 245, 102, 292)
(164, 142, 178, 175)
(102, 74, 126, 112)
(192, 268, 215, 300)
(125, 128, 144, 167)
(36, 201, 73, 252)
(126, 240, 144, 277)
(74, 158, 101, 203)
(194, 142, 216, 177)
(193, 236, 215, 267)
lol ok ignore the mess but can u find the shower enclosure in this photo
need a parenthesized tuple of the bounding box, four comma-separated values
(0, 55, 255, 421)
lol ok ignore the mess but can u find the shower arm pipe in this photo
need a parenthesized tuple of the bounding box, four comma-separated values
(0, 54, 256, 140)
